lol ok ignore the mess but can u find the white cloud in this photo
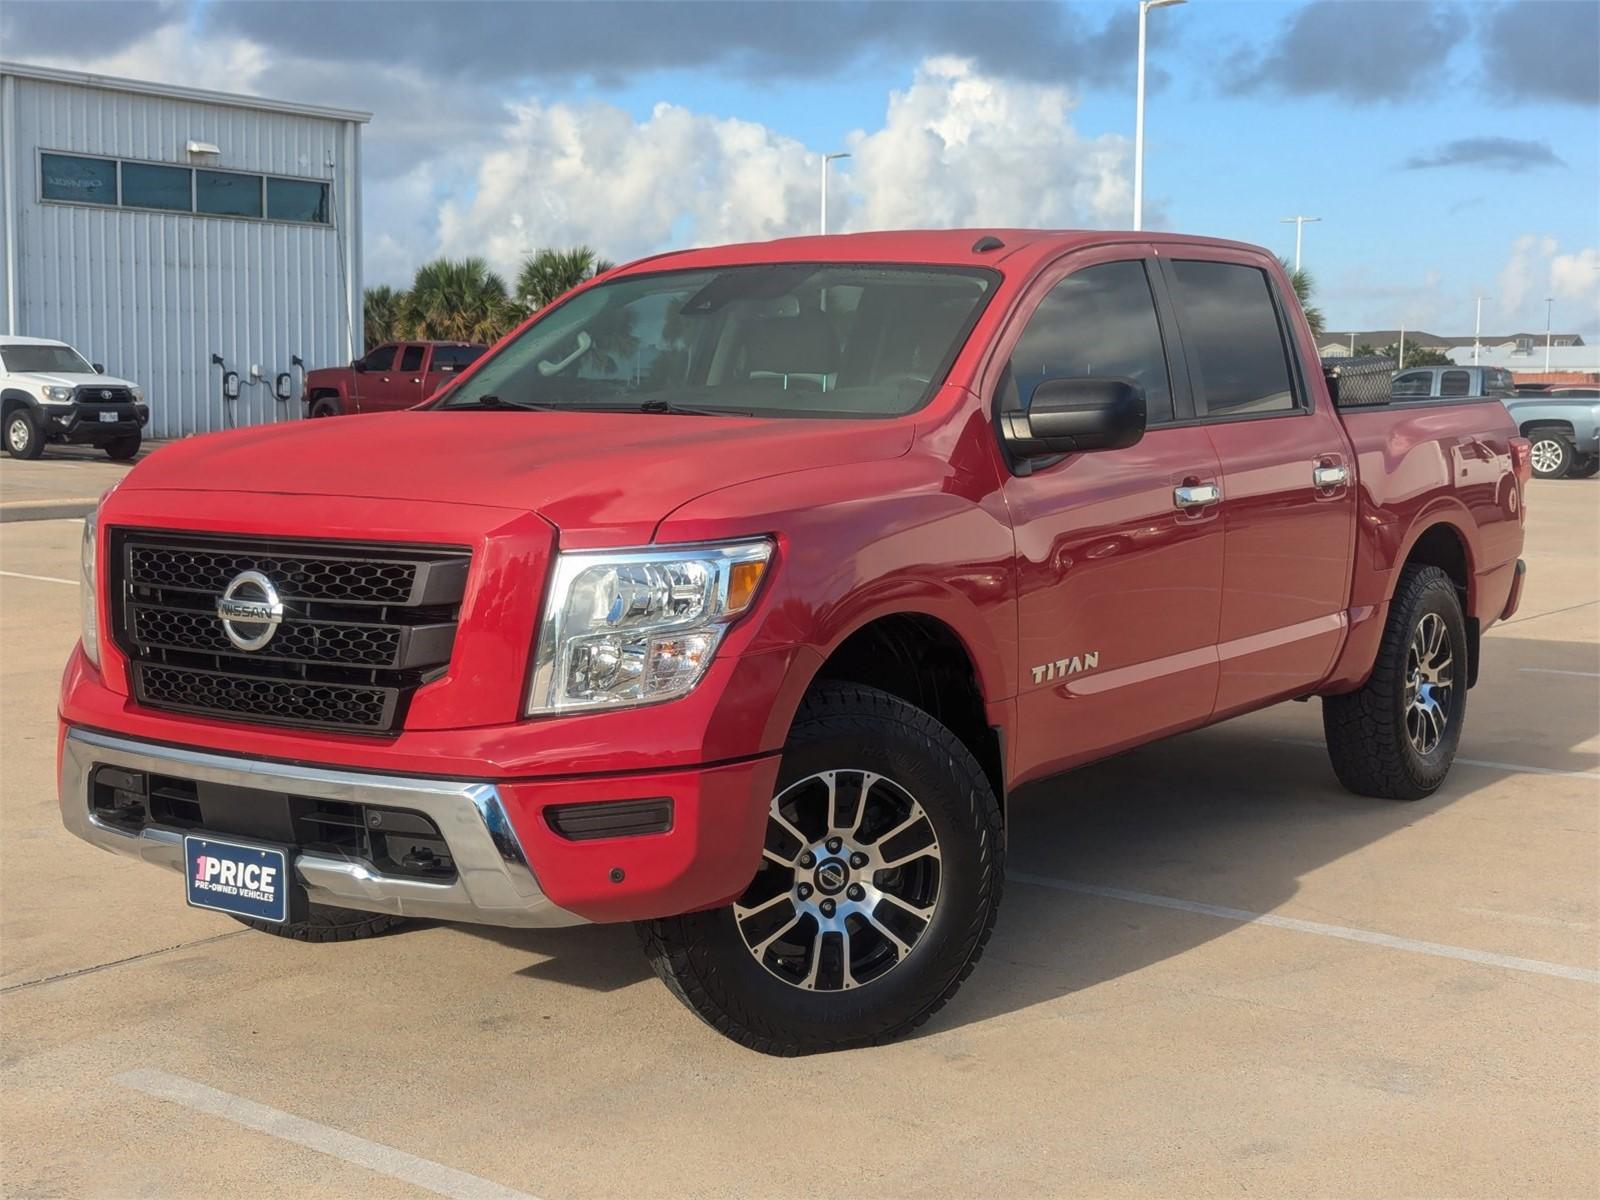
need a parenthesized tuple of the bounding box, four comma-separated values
(1497, 234, 1559, 314)
(1497, 235, 1600, 333)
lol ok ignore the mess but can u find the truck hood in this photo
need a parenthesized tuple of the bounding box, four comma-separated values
(121, 408, 913, 542)
(12, 371, 138, 390)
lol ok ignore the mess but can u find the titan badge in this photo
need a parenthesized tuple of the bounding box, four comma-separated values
(1030, 652, 1100, 685)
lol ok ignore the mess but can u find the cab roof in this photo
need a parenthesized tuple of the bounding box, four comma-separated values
(0, 336, 72, 347)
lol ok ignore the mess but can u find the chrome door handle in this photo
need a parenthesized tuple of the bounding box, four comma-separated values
(1313, 465, 1350, 487)
(1173, 483, 1221, 508)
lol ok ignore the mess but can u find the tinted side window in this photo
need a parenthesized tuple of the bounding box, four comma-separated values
(362, 346, 396, 372)
(1169, 261, 1298, 417)
(430, 346, 484, 372)
(1006, 260, 1174, 424)
(399, 345, 425, 372)
(1392, 371, 1434, 397)
(1439, 370, 1470, 397)
(41, 153, 116, 204)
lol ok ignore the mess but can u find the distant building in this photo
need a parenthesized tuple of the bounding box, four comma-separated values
(1, 61, 370, 437)
(1318, 329, 1586, 358)
(1445, 344, 1600, 382)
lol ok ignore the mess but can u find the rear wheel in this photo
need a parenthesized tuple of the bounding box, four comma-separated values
(638, 683, 1004, 1055)
(1322, 565, 1467, 799)
(1528, 431, 1574, 479)
(234, 902, 408, 943)
(103, 433, 141, 461)
(5, 410, 43, 460)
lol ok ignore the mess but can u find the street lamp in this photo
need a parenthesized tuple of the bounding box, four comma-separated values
(820, 152, 851, 236)
(1280, 215, 1321, 272)
(1133, 0, 1186, 232)
(1544, 297, 1554, 373)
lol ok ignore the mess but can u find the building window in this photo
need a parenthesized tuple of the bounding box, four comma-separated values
(266, 177, 329, 224)
(40, 153, 116, 204)
(196, 170, 263, 218)
(121, 161, 192, 212)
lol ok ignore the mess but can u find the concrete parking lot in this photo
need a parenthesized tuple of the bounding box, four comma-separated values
(1, 479, 1595, 1199)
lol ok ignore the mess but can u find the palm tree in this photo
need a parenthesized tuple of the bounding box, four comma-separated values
(1279, 256, 1326, 339)
(363, 285, 408, 351)
(403, 257, 514, 344)
(514, 246, 614, 314)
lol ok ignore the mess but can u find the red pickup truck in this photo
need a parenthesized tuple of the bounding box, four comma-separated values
(61, 231, 1530, 1055)
(302, 341, 485, 417)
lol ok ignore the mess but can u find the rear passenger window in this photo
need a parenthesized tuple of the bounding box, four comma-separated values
(1006, 260, 1174, 424)
(1439, 370, 1470, 397)
(430, 346, 484, 372)
(1392, 371, 1433, 398)
(1168, 261, 1299, 417)
(399, 345, 425, 372)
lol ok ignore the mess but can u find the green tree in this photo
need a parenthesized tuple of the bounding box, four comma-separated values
(1278, 256, 1326, 338)
(514, 246, 614, 314)
(363, 285, 408, 351)
(1383, 342, 1452, 367)
(403, 257, 514, 343)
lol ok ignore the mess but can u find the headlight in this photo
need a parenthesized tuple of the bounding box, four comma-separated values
(80, 508, 100, 667)
(527, 540, 773, 715)
(41, 386, 75, 404)
(131, 385, 145, 403)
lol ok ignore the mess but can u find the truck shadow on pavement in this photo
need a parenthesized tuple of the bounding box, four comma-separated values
(463, 634, 1597, 1036)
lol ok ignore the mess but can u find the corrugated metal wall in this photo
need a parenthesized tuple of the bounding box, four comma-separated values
(1, 72, 362, 438)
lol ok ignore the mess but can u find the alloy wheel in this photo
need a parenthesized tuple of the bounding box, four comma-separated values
(1403, 612, 1454, 755)
(1530, 438, 1565, 475)
(734, 769, 942, 992)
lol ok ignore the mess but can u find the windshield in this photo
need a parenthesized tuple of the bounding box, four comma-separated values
(436, 263, 996, 417)
(1, 344, 94, 374)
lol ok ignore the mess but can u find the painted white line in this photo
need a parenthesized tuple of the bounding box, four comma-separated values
(0, 569, 76, 586)
(1012, 874, 1600, 985)
(115, 1069, 540, 1200)
(1519, 667, 1600, 679)
(1273, 736, 1600, 779)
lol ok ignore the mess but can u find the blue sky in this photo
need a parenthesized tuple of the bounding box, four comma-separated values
(5, 0, 1598, 338)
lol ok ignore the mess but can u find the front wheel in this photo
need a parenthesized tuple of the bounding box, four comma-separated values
(638, 683, 1004, 1055)
(1322, 564, 1467, 799)
(1528, 431, 1574, 479)
(5, 410, 43, 460)
(309, 396, 343, 419)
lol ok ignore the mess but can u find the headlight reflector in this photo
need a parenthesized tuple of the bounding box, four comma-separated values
(41, 385, 75, 403)
(528, 540, 772, 714)
(80, 507, 100, 666)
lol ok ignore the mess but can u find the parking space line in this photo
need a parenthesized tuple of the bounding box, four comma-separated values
(1272, 737, 1600, 779)
(1011, 875, 1600, 984)
(115, 1069, 541, 1200)
(0, 569, 77, 586)
(1519, 667, 1600, 678)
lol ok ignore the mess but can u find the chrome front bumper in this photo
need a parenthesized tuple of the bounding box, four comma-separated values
(58, 727, 586, 929)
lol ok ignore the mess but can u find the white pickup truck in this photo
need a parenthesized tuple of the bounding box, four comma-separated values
(1, 336, 149, 461)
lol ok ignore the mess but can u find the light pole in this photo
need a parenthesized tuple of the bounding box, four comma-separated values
(1544, 297, 1554, 373)
(820, 152, 850, 236)
(1280, 215, 1321, 272)
(1133, 0, 1186, 232)
(1473, 295, 1486, 364)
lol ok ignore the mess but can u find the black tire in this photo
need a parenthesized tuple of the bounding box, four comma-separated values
(5, 409, 43, 460)
(1528, 430, 1574, 479)
(309, 396, 343, 418)
(1569, 455, 1598, 479)
(103, 433, 141, 461)
(637, 683, 1004, 1055)
(1322, 564, 1468, 800)
(234, 902, 409, 943)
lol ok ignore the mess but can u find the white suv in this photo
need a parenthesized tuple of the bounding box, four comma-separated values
(1, 336, 149, 461)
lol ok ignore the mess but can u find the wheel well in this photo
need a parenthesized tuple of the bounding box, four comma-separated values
(1521, 420, 1575, 439)
(812, 614, 1005, 815)
(2, 391, 31, 420)
(1402, 522, 1478, 687)
(307, 388, 339, 404)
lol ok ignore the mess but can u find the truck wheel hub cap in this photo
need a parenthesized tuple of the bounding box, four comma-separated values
(8, 419, 26, 451)
(1531, 440, 1562, 473)
(1403, 612, 1454, 756)
(733, 769, 942, 992)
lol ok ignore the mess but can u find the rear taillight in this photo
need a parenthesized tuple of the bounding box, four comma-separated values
(1510, 436, 1533, 486)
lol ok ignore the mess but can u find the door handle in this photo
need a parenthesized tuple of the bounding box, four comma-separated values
(1313, 464, 1350, 488)
(410, 378, 421, 384)
(1173, 483, 1221, 508)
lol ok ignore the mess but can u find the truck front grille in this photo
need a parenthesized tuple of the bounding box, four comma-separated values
(111, 531, 471, 734)
(75, 385, 136, 405)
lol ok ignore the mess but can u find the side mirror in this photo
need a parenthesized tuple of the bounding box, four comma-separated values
(93, 363, 106, 374)
(351, 358, 366, 372)
(1000, 377, 1146, 460)
(274, 372, 293, 402)
(222, 371, 241, 401)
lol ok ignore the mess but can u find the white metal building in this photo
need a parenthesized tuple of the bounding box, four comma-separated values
(0, 62, 369, 438)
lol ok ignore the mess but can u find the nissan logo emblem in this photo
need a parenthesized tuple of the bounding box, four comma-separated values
(815, 860, 848, 894)
(215, 570, 284, 651)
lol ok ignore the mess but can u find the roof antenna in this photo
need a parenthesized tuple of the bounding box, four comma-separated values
(971, 235, 1005, 254)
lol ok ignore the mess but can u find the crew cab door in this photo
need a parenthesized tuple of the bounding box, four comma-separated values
(361, 344, 428, 412)
(1155, 250, 1356, 717)
(351, 344, 397, 412)
(997, 248, 1224, 784)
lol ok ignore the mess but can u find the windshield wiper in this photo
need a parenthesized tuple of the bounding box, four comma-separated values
(447, 394, 558, 412)
(635, 398, 753, 417)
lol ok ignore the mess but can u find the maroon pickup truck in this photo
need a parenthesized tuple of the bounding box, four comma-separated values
(61, 230, 1531, 1054)
(303, 341, 485, 417)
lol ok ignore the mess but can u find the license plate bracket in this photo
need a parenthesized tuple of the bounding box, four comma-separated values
(97, 411, 119, 423)
(183, 835, 298, 924)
